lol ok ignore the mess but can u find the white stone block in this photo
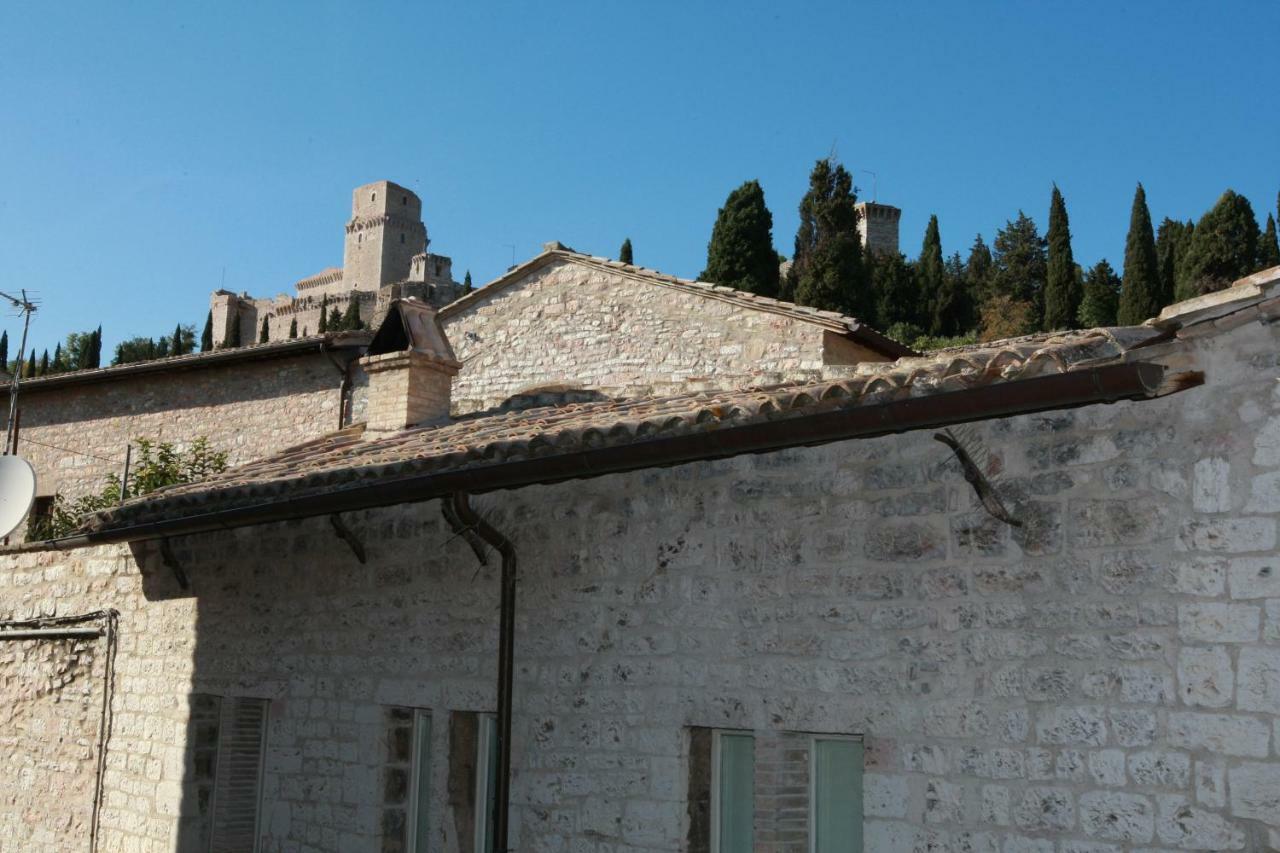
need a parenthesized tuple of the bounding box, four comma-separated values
(1168, 712, 1270, 757)
(1194, 759, 1226, 809)
(1177, 603, 1260, 643)
(1228, 761, 1280, 827)
(1176, 646, 1234, 707)
(1153, 794, 1246, 849)
(1245, 470, 1280, 511)
(1079, 791, 1154, 842)
(1236, 646, 1280, 712)
(862, 772, 909, 819)
(1226, 556, 1280, 598)
(1193, 457, 1231, 512)
(1178, 518, 1276, 554)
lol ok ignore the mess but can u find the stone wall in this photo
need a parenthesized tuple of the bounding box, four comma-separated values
(441, 258, 883, 414)
(13, 353, 346, 507)
(2, 320, 1280, 850)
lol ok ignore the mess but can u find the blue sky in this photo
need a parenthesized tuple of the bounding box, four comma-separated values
(1, 1, 1277, 357)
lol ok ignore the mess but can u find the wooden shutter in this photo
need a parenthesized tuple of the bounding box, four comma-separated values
(209, 697, 269, 853)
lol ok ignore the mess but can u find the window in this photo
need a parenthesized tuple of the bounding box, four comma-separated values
(202, 695, 269, 853)
(810, 737, 864, 853)
(384, 707, 433, 853)
(474, 714, 499, 853)
(402, 195, 408, 205)
(711, 732, 754, 852)
(372, 192, 377, 202)
(690, 729, 863, 853)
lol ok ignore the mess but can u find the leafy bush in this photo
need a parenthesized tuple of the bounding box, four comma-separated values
(28, 437, 227, 540)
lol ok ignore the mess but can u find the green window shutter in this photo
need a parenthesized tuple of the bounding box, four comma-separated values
(715, 733, 754, 852)
(208, 697, 269, 853)
(475, 714, 499, 853)
(410, 711, 432, 852)
(812, 738, 863, 853)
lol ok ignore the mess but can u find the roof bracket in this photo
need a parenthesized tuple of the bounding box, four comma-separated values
(158, 538, 190, 590)
(329, 514, 367, 564)
(934, 429, 1022, 528)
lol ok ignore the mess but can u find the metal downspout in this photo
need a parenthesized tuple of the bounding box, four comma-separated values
(448, 492, 517, 853)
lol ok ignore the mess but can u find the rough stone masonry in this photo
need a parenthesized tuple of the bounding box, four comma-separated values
(3, 307, 1280, 850)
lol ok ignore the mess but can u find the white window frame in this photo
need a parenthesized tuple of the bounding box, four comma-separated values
(406, 709, 432, 853)
(807, 733, 865, 853)
(474, 713, 497, 853)
(710, 729, 754, 853)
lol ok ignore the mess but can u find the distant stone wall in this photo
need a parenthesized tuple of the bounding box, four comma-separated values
(1, 321, 1280, 850)
(12, 353, 345, 510)
(441, 258, 881, 414)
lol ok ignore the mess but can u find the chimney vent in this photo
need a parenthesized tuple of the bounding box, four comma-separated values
(360, 298, 460, 432)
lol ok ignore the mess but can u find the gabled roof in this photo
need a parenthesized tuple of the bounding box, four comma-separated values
(439, 243, 915, 358)
(67, 324, 1196, 545)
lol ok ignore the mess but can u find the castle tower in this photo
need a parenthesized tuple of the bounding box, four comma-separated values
(855, 202, 902, 256)
(342, 181, 429, 291)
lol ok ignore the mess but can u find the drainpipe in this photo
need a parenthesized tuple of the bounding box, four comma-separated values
(319, 340, 355, 430)
(447, 492, 516, 853)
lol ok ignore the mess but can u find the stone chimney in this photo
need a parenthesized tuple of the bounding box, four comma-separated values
(359, 298, 460, 432)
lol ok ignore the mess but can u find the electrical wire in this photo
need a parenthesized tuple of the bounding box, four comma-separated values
(15, 436, 124, 465)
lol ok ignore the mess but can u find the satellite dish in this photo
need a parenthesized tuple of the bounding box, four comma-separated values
(0, 456, 36, 538)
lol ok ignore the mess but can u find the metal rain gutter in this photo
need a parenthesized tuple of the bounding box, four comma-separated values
(42, 361, 1177, 550)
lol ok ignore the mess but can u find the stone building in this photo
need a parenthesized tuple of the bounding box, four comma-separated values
(855, 201, 902, 256)
(211, 181, 465, 347)
(4, 180, 1280, 851)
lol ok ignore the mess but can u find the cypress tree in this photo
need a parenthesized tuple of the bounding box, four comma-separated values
(51, 342, 64, 373)
(789, 159, 870, 316)
(990, 212, 1046, 329)
(1079, 259, 1121, 327)
(259, 315, 270, 343)
(38, 349, 48, 376)
(24, 351, 35, 378)
(917, 215, 946, 333)
(619, 238, 633, 265)
(869, 251, 918, 333)
(90, 326, 102, 368)
(1043, 185, 1080, 330)
(1156, 218, 1193, 307)
(318, 296, 329, 333)
(1178, 189, 1260, 298)
(228, 314, 241, 348)
(328, 305, 342, 331)
(201, 311, 213, 352)
(1117, 184, 1162, 325)
(0, 331, 8, 368)
(965, 235, 995, 309)
(288, 318, 298, 339)
(340, 298, 361, 331)
(1258, 214, 1280, 270)
(931, 252, 974, 338)
(171, 324, 184, 356)
(464, 270, 473, 294)
(701, 179, 780, 297)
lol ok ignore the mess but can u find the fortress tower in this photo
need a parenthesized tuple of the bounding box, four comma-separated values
(342, 181, 429, 291)
(855, 201, 902, 256)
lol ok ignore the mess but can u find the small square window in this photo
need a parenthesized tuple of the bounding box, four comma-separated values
(402, 195, 408, 205)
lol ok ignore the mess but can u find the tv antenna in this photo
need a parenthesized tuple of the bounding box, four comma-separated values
(1, 289, 39, 457)
(858, 169, 879, 203)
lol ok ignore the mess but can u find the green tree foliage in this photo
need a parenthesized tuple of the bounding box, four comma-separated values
(931, 251, 975, 337)
(916, 216, 947, 334)
(64, 328, 102, 370)
(171, 324, 195, 356)
(788, 159, 870, 316)
(1178, 189, 1260, 299)
(28, 437, 229, 540)
(1043, 186, 1081, 330)
(0, 331, 8, 368)
(1079, 259, 1121, 327)
(339, 297, 362, 331)
(201, 310, 213, 351)
(288, 318, 298, 339)
(24, 351, 35, 378)
(318, 295, 330, 333)
(51, 342, 65, 374)
(619, 238, 633, 265)
(38, 349, 48, 376)
(991, 212, 1046, 314)
(1155, 218, 1194, 308)
(965, 235, 995, 305)
(259, 315, 270, 343)
(869, 251, 918, 332)
(701, 179, 780, 297)
(464, 270, 473, 294)
(1117, 184, 1162, 324)
(1258, 214, 1280, 270)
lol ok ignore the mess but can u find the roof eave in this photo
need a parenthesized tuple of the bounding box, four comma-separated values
(45, 360, 1183, 550)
